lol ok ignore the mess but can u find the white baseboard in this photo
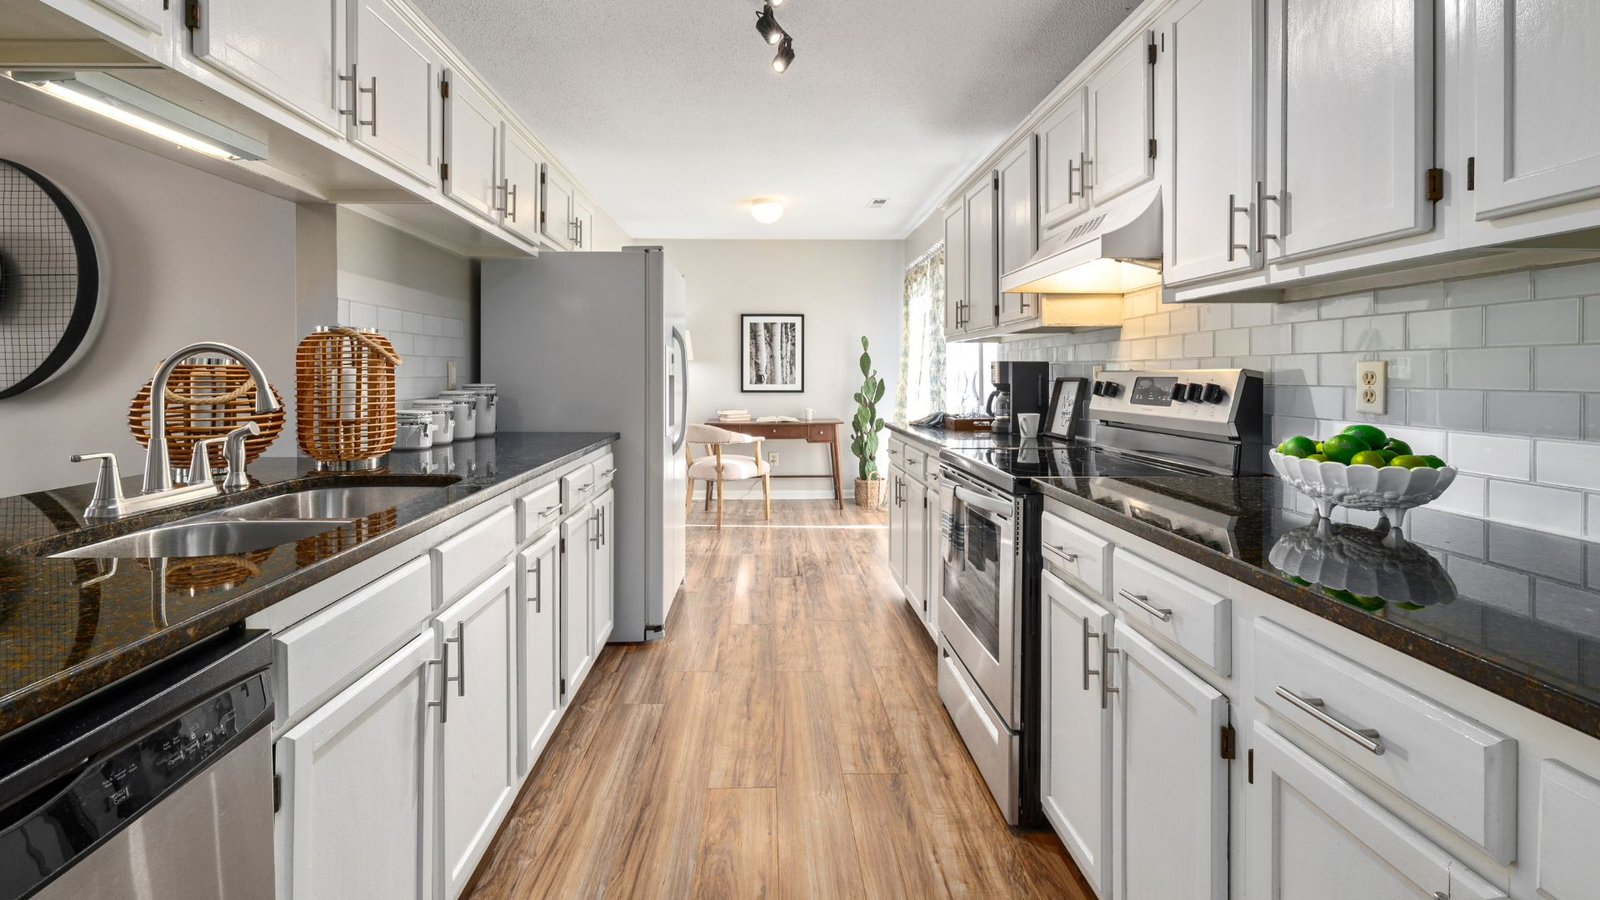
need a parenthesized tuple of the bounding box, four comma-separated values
(697, 480, 842, 501)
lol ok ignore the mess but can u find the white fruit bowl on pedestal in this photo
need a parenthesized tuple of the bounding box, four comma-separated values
(1268, 450, 1458, 529)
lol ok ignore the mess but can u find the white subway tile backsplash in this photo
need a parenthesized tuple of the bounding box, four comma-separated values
(1344, 388, 1407, 425)
(1199, 304, 1231, 332)
(1533, 261, 1600, 299)
(1431, 473, 1487, 517)
(1318, 352, 1361, 386)
(1293, 320, 1343, 353)
(1536, 440, 1600, 491)
(1318, 292, 1374, 319)
(1408, 308, 1482, 349)
(1170, 306, 1200, 334)
(1590, 494, 1600, 540)
(1215, 327, 1251, 356)
(403, 311, 427, 334)
(348, 302, 378, 329)
(1446, 271, 1532, 307)
(1589, 395, 1600, 442)
(1484, 297, 1580, 346)
(1377, 350, 1447, 388)
(337, 299, 351, 323)
(1375, 282, 1445, 312)
(1490, 480, 1584, 534)
(378, 306, 405, 333)
(1343, 314, 1406, 351)
(1535, 345, 1600, 390)
(1156, 335, 1184, 358)
(1447, 347, 1531, 390)
(1408, 389, 1484, 431)
(1183, 331, 1214, 358)
(1251, 324, 1292, 355)
(1486, 391, 1581, 439)
(1449, 432, 1532, 480)
(1144, 313, 1171, 336)
(1231, 303, 1274, 327)
(1275, 300, 1321, 323)
(1588, 298, 1600, 342)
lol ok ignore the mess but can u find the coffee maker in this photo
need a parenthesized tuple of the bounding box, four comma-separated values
(986, 361, 1050, 434)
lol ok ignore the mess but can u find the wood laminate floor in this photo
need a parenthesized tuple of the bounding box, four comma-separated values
(466, 499, 1090, 899)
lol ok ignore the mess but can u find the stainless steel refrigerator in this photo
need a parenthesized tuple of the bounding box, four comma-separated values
(481, 247, 689, 641)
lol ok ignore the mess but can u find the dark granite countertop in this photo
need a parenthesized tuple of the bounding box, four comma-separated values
(0, 432, 616, 738)
(886, 421, 1043, 450)
(1031, 473, 1600, 739)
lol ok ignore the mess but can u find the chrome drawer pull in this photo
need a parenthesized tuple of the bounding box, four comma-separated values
(1046, 542, 1079, 563)
(445, 622, 465, 697)
(528, 557, 542, 611)
(1276, 687, 1384, 756)
(1082, 619, 1100, 692)
(1118, 589, 1173, 622)
(1100, 644, 1119, 710)
(426, 655, 449, 723)
(537, 503, 562, 519)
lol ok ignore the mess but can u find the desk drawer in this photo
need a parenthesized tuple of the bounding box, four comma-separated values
(562, 463, 597, 512)
(1040, 510, 1109, 597)
(1112, 550, 1230, 675)
(808, 425, 834, 442)
(432, 505, 516, 606)
(517, 481, 563, 542)
(1254, 619, 1517, 862)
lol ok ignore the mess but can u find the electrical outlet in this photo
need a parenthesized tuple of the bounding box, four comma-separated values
(768, 451, 779, 469)
(1355, 360, 1387, 414)
(446, 361, 458, 390)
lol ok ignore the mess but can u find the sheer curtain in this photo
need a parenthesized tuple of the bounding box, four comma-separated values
(896, 244, 946, 421)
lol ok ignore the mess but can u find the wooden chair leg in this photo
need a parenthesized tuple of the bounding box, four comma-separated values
(705, 479, 714, 511)
(762, 473, 772, 520)
(685, 476, 695, 515)
(716, 473, 724, 529)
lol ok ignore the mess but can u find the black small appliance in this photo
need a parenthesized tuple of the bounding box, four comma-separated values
(985, 361, 1050, 434)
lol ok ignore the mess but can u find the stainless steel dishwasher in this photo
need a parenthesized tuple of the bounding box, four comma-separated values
(0, 629, 275, 900)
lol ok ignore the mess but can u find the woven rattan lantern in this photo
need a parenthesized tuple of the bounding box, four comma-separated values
(129, 360, 286, 478)
(296, 326, 402, 469)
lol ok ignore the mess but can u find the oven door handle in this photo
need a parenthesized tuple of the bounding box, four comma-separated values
(953, 485, 1012, 517)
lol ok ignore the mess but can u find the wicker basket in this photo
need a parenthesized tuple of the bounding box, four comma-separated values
(129, 361, 286, 473)
(855, 477, 885, 509)
(296, 326, 401, 468)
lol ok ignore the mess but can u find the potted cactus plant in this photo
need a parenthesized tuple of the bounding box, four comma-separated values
(850, 336, 888, 509)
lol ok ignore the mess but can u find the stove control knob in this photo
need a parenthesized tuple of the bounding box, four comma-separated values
(1186, 383, 1207, 403)
(1170, 382, 1189, 402)
(1092, 380, 1106, 396)
(1101, 381, 1120, 398)
(1203, 383, 1227, 404)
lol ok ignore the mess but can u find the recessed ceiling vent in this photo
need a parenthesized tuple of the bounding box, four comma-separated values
(866, 198, 889, 209)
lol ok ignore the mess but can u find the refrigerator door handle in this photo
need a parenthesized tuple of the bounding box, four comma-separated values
(669, 327, 690, 453)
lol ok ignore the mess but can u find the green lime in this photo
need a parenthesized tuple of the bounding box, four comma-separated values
(1350, 450, 1388, 467)
(1395, 602, 1426, 611)
(1379, 449, 1399, 463)
(1320, 433, 1370, 464)
(1422, 455, 1447, 469)
(1344, 424, 1388, 448)
(1305, 453, 1328, 463)
(1389, 454, 1432, 469)
(1383, 438, 1412, 456)
(1278, 436, 1318, 458)
(1315, 442, 1325, 453)
(1352, 594, 1388, 611)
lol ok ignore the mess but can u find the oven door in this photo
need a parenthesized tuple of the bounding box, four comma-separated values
(939, 467, 1019, 727)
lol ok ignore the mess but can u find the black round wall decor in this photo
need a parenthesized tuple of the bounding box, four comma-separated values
(0, 158, 101, 399)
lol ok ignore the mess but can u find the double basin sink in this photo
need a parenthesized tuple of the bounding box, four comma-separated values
(52, 484, 449, 559)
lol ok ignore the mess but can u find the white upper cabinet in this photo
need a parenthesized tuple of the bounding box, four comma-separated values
(964, 176, 998, 332)
(500, 128, 547, 245)
(996, 140, 1039, 324)
(573, 196, 596, 251)
(441, 70, 502, 223)
(1038, 92, 1089, 233)
(191, 0, 347, 134)
(1163, 0, 1263, 287)
(92, 0, 166, 33)
(943, 203, 967, 338)
(348, 0, 441, 184)
(1085, 33, 1156, 207)
(1469, 0, 1600, 220)
(541, 165, 577, 251)
(1264, 0, 1436, 262)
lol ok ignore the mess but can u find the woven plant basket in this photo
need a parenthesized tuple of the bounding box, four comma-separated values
(296, 326, 401, 466)
(129, 361, 285, 472)
(855, 477, 885, 509)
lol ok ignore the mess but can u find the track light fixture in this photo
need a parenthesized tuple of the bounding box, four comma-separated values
(755, 3, 785, 45)
(771, 36, 795, 73)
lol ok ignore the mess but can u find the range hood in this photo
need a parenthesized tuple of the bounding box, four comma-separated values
(1001, 184, 1162, 295)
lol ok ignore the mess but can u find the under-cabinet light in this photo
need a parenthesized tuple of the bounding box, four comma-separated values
(9, 71, 267, 162)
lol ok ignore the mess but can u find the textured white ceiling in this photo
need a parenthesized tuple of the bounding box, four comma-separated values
(411, 0, 1138, 239)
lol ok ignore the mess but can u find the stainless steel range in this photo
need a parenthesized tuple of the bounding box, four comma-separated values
(936, 368, 1264, 826)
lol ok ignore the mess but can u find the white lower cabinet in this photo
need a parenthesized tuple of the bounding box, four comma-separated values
(435, 566, 517, 900)
(886, 443, 940, 639)
(1249, 722, 1507, 900)
(276, 631, 437, 900)
(517, 530, 561, 776)
(560, 505, 595, 699)
(905, 475, 928, 618)
(888, 464, 909, 587)
(1111, 620, 1229, 900)
(1040, 570, 1114, 898)
(592, 488, 615, 655)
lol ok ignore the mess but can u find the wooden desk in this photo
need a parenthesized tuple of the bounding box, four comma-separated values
(706, 418, 845, 509)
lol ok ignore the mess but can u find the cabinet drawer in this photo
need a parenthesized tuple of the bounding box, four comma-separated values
(1254, 619, 1517, 862)
(517, 482, 563, 542)
(273, 555, 433, 725)
(902, 446, 928, 480)
(561, 463, 596, 512)
(432, 505, 516, 607)
(1537, 761, 1600, 898)
(1041, 511, 1109, 597)
(1112, 550, 1230, 675)
(592, 451, 616, 492)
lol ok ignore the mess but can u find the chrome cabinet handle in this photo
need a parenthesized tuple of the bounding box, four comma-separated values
(1045, 543, 1079, 563)
(445, 622, 465, 697)
(1067, 155, 1082, 201)
(1082, 618, 1101, 692)
(528, 557, 542, 611)
(337, 65, 358, 122)
(1100, 643, 1119, 710)
(1118, 588, 1173, 622)
(427, 654, 449, 723)
(507, 183, 519, 222)
(597, 468, 616, 479)
(495, 179, 510, 215)
(1082, 154, 1093, 189)
(1227, 193, 1251, 261)
(1276, 687, 1384, 755)
(358, 75, 377, 134)
(1259, 181, 1280, 247)
(537, 502, 562, 520)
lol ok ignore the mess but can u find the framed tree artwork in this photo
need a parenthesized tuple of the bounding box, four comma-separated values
(740, 313, 804, 392)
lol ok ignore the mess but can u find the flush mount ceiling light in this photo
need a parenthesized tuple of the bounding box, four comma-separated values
(8, 71, 267, 161)
(772, 37, 796, 73)
(749, 198, 784, 224)
(754, 3, 786, 45)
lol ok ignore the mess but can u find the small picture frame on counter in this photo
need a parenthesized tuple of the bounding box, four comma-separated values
(1043, 376, 1087, 441)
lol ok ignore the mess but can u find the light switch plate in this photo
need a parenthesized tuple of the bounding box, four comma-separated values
(1355, 360, 1387, 414)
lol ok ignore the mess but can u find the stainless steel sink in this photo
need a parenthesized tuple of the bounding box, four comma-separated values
(53, 519, 351, 559)
(209, 485, 442, 521)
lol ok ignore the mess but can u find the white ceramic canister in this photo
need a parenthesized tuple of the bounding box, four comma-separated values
(460, 383, 498, 436)
(410, 400, 456, 444)
(435, 392, 477, 441)
(394, 409, 435, 450)
(443, 388, 494, 437)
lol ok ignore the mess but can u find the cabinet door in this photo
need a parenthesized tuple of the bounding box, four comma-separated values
(1040, 571, 1114, 899)
(1248, 723, 1507, 900)
(1471, 0, 1600, 219)
(436, 566, 517, 900)
(964, 176, 997, 332)
(192, 0, 346, 134)
(592, 488, 615, 654)
(943, 204, 967, 337)
(276, 631, 436, 900)
(540, 165, 576, 250)
(442, 71, 501, 222)
(560, 506, 593, 698)
(574, 196, 596, 251)
(517, 532, 561, 776)
(906, 476, 928, 617)
(922, 470, 941, 639)
(92, 0, 166, 32)
(1112, 620, 1229, 900)
(1038, 92, 1088, 232)
(996, 140, 1039, 325)
(501, 128, 546, 245)
(1163, 0, 1264, 287)
(887, 469, 908, 589)
(350, 0, 440, 184)
(1265, 0, 1434, 261)
(1086, 34, 1156, 206)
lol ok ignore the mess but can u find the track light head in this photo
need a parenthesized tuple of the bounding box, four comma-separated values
(755, 3, 786, 45)
(772, 36, 795, 73)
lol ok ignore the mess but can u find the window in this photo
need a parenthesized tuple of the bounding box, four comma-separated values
(897, 243, 993, 420)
